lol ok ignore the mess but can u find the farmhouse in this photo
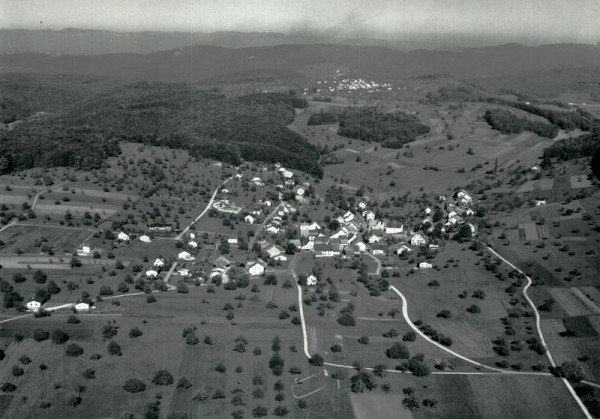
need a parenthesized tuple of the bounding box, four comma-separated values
(139, 235, 152, 243)
(154, 258, 165, 267)
(117, 232, 130, 242)
(366, 233, 382, 244)
(314, 243, 341, 258)
(371, 245, 385, 256)
(26, 299, 42, 312)
(300, 222, 321, 238)
(178, 251, 195, 261)
(410, 233, 427, 246)
(213, 255, 232, 270)
(227, 238, 238, 246)
(396, 244, 412, 255)
(455, 190, 473, 206)
(264, 244, 285, 260)
(188, 240, 198, 248)
(355, 241, 367, 253)
(418, 262, 433, 269)
(244, 214, 256, 224)
(177, 268, 191, 277)
(148, 223, 172, 232)
(265, 225, 280, 235)
(145, 269, 159, 278)
(75, 302, 91, 312)
(247, 259, 267, 276)
(306, 274, 318, 286)
(77, 245, 92, 256)
(385, 222, 404, 235)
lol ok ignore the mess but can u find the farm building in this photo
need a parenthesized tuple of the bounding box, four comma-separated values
(154, 258, 165, 267)
(306, 274, 318, 286)
(244, 214, 256, 224)
(213, 256, 232, 269)
(75, 302, 91, 312)
(146, 269, 159, 278)
(188, 240, 198, 248)
(410, 233, 427, 246)
(77, 245, 92, 256)
(26, 300, 42, 312)
(178, 251, 194, 261)
(117, 232, 130, 242)
(247, 260, 267, 276)
(418, 262, 433, 269)
(139, 235, 152, 243)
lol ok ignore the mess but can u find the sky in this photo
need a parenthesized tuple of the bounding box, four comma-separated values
(1, 0, 600, 44)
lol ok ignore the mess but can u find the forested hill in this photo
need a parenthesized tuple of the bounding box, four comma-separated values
(0, 80, 322, 176)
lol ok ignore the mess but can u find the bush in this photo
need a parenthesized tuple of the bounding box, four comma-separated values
(123, 378, 146, 393)
(11, 365, 24, 377)
(51, 329, 70, 344)
(386, 342, 410, 359)
(152, 370, 175, 386)
(1, 382, 16, 392)
(176, 376, 192, 389)
(67, 315, 80, 324)
(337, 312, 356, 327)
(309, 355, 324, 366)
(129, 327, 143, 338)
(33, 328, 49, 342)
(403, 332, 417, 342)
(65, 344, 84, 357)
(107, 340, 122, 356)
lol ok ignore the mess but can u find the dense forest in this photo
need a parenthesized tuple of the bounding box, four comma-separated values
(0, 78, 322, 176)
(543, 127, 600, 161)
(338, 108, 430, 148)
(307, 106, 429, 148)
(430, 86, 598, 132)
(484, 109, 558, 138)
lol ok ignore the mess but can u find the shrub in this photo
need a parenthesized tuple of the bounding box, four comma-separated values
(65, 344, 84, 357)
(386, 342, 410, 359)
(337, 312, 356, 327)
(67, 315, 80, 324)
(176, 377, 192, 389)
(1, 382, 16, 392)
(152, 370, 175, 385)
(403, 332, 417, 342)
(11, 365, 24, 377)
(51, 329, 70, 344)
(309, 355, 324, 366)
(33, 328, 49, 342)
(107, 341, 122, 356)
(123, 378, 146, 393)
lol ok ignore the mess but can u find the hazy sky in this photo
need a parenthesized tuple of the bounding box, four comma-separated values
(2, 0, 600, 43)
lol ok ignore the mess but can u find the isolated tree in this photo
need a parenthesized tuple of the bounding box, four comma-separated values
(557, 362, 584, 383)
(123, 378, 146, 393)
(152, 370, 174, 386)
(33, 328, 49, 342)
(65, 344, 84, 357)
(129, 327, 143, 338)
(386, 342, 410, 359)
(51, 329, 70, 344)
(107, 341, 122, 356)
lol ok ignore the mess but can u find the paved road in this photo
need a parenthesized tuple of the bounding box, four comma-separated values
(177, 176, 233, 240)
(485, 244, 592, 419)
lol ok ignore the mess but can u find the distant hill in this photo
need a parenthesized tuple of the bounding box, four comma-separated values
(0, 29, 394, 56)
(1, 43, 599, 83)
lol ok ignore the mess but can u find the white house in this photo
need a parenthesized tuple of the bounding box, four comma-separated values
(244, 214, 256, 224)
(77, 245, 91, 256)
(117, 232, 130, 242)
(535, 199, 547, 206)
(424, 207, 432, 215)
(331, 227, 349, 240)
(177, 268, 190, 277)
(364, 210, 376, 221)
(296, 187, 305, 196)
(367, 233, 381, 244)
(265, 244, 283, 259)
(26, 299, 42, 312)
(410, 233, 427, 246)
(178, 251, 194, 261)
(227, 238, 238, 246)
(306, 274, 318, 286)
(188, 240, 198, 248)
(418, 262, 433, 269)
(385, 223, 404, 235)
(139, 235, 152, 244)
(266, 225, 280, 235)
(75, 302, 90, 312)
(342, 211, 355, 224)
(372, 247, 385, 256)
(355, 241, 367, 253)
(455, 190, 473, 206)
(396, 244, 412, 255)
(357, 201, 367, 210)
(247, 260, 267, 276)
(146, 269, 159, 278)
(154, 258, 165, 267)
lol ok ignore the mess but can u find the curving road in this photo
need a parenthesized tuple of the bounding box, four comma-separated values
(176, 176, 233, 240)
(485, 245, 592, 419)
